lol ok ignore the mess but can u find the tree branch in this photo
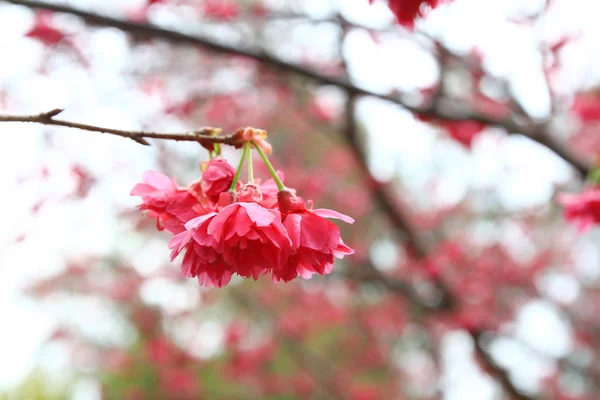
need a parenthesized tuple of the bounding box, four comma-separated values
(0, 108, 240, 147)
(343, 96, 534, 400)
(2, 0, 589, 176)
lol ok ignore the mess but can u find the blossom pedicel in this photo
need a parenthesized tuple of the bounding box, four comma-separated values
(131, 129, 354, 287)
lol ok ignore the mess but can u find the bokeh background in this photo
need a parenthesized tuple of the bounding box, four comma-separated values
(1, 0, 600, 399)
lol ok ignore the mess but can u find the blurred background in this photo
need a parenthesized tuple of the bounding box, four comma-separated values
(1, 0, 599, 399)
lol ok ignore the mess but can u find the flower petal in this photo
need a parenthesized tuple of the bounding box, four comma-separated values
(185, 212, 217, 230)
(311, 208, 355, 224)
(142, 170, 176, 190)
(239, 202, 276, 226)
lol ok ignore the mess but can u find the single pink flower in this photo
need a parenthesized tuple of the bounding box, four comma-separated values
(443, 120, 486, 148)
(207, 202, 292, 278)
(277, 190, 355, 280)
(373, 0, 449, 28)
(169, 215, 234, 288)
(202, 0, 240, 21)
(417, 115, 485, 148)
(572, 94, 600, 122)
(201, 157, 238, 202)
(131, 171, 206, 233)
(169, 201, 292, 286)
(25, 12, 66, 47)
(558, 187, 600, 231)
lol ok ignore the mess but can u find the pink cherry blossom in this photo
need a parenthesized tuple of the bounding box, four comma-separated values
(558, 186, 600, 231)
(277, 190, 355, 280)
(130, 171, 206, 233)
(201, 157, 238, 202)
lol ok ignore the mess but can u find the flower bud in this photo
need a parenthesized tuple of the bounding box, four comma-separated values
(277, 189, 306, 214)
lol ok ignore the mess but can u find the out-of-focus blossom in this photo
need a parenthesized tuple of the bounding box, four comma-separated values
(370, 0, 451, 28)
(25, 12, 67, 47)
(559, 186, 600, 231)
(572, 94, 600, 122)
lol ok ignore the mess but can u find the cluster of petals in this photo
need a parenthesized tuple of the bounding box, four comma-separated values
(25, 12, 67, 47)
(558, 186, 600, 232)
(131, 157, 354, 287)
(571, 94, 600, 122)
(370, 0, 451, 28)
(417, 113, 485, 148)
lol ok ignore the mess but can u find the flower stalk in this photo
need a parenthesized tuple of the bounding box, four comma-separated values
(252, 140, 285, 191)
(246, 142, 254, 183)
(230, 142, 248, 191)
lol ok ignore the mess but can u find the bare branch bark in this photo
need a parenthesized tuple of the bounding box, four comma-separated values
(343, 96, 535, 400)
(0, 109, 239, 147)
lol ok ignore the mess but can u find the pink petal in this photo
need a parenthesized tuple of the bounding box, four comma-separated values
(311, 208, 355, 224)
(130, 182, 155, 196)
(232, 209, 253, 239)
(207, 204, 238, 239)
(299, 214, 330, 250)
(298, 267, 315, 279)
(239, 202, 276, 226)
(282, 213, 302, 247)
(333, 239, 355, 258)
(185, 212, 217, 230)
(181, 246, 197, 277)
(168, 230, 193, 260)
(142, 170, 176, 190)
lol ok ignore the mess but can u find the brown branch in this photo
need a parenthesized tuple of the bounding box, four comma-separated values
(247, 9, 395, 32)
(341, 262, 441, 313)
(0, 108, 241, 147)
(2, 0, 589, 176)
(343, 96, 535, 400)
(343, 95, 454, 309)
(472, 330, 536, 400)
(343, 100, 426, 255)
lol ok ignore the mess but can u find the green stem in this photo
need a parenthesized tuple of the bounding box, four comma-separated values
(230, 143, 248, 190)
(246, 142, 254, 183)
(252, 141, 285, 190)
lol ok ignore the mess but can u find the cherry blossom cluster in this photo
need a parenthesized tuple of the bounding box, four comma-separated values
(131, 129, 354, 287)
(559, 186, 600, 231)
(369, 0, 452, 28)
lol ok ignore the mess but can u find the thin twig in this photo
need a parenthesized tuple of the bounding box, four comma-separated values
(2, 0, 589, 176)
(0, 108, 240, 147)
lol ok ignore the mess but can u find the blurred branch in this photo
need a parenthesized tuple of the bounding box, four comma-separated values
(343, 263, 440, 312)
(343, 96, 535, 400)
(0, 108, 240, 147)
(472, 331, 536, 400)
(343, 95, 454, 307)
(254, 10, 396, 33)
(498, 331, 600, 395)
(3, 0, 589, 176)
